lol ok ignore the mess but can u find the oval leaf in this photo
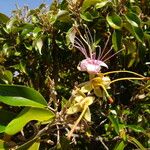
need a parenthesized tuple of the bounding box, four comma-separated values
(0, 13, 9, 23)
(112, 30, 122, 51)
(5, 107, 55, 135)
(0, 84, 47, 107)
(106, 14, 122, 30)
(125, 12, 141, 27)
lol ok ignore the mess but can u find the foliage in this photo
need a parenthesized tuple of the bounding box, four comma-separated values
(0, 0, 150, 149)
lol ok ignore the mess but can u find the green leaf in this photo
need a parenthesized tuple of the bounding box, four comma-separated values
(5, 107, 55, 135)
(95, 0, 109, 9)
(133, 26, 144, 42)
(106, 14, 122, 30)
(126, 125, 145, 133)
(28, 141, 40, 150)
(81, 0, 109, 11)
(108, 113, 120, 135)
(128, 136, 146, 150)
(3, 70, 13, 84)
(0, 13, 9, 23)
(80, 12, 93, 22)
(16, 138, 37, 150)
(114, 141, 126, 150)
(112, 30, 122, 51)
(125, 12, 141, 27)
(66, 27, 76, 46)
(33, 27, 42, 38)
(56, 10, 71, 22)
(0, 84, 47, 107)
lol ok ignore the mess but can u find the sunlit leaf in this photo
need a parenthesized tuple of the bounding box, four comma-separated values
(66, 27, 76, 46)
(125, 12, 141, 27)
(0, 13, 9, 23)
(56, 10, 71, 22)
(114, 141, 126, 150)
(128, 136, 146, 150)
(80, 12, 93, 22)
(28, 140, 40, 150)
(106, 14, 122, 30)
(108, 113, 120, 135)
(33, 27, 42, 38)
(35, 38, 43, 55)
(84, 107, 91, 122)
(0, 84, 47, 107)
(95, 0, 109, 9)
(81, 0, 109, 11)
(3, 70, 13, 84)
(5, 107, 55, 135)
(126, 125, 145, 133)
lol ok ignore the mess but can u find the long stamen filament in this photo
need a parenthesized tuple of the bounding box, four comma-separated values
(103, 48, 123, 62)
(99, 34, 110, 59)
(99, 84, 113, 103)
(110, 77, 147, 85)
(103, 70, 145, 78)
(100, 47, 113, 61)
(77, 30, 93, 58)
(67, 105, 88, 139)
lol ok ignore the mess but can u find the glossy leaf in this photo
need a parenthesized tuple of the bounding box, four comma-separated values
(0, 84, 47, 106)
(112, 30, 122, 51)
(133, 26, 144, 42)
(125, 12, 141, 27)
(2, 70, 13, 84)
(106, 14, 122, 30)
(5, 107, 55, 135)
(56, 10, 71, 22)
(0, 13, 9, 23)
(128, 136, 146, 150)
(80, 12, 93, 22)
(66, 27, 76, 46)
(95, 0, 109, 9)
(126, 125, 145, 133)
(108, 113, 120, 135)
(81, 0, 108, 11)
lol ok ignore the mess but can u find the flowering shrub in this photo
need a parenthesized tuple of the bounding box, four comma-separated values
(0, 0, 150, 149)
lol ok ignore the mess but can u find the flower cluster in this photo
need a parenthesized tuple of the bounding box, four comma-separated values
(73, 26, 121, 74)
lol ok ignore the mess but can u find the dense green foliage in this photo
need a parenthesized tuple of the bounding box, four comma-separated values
(0, 0, 150, 149)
